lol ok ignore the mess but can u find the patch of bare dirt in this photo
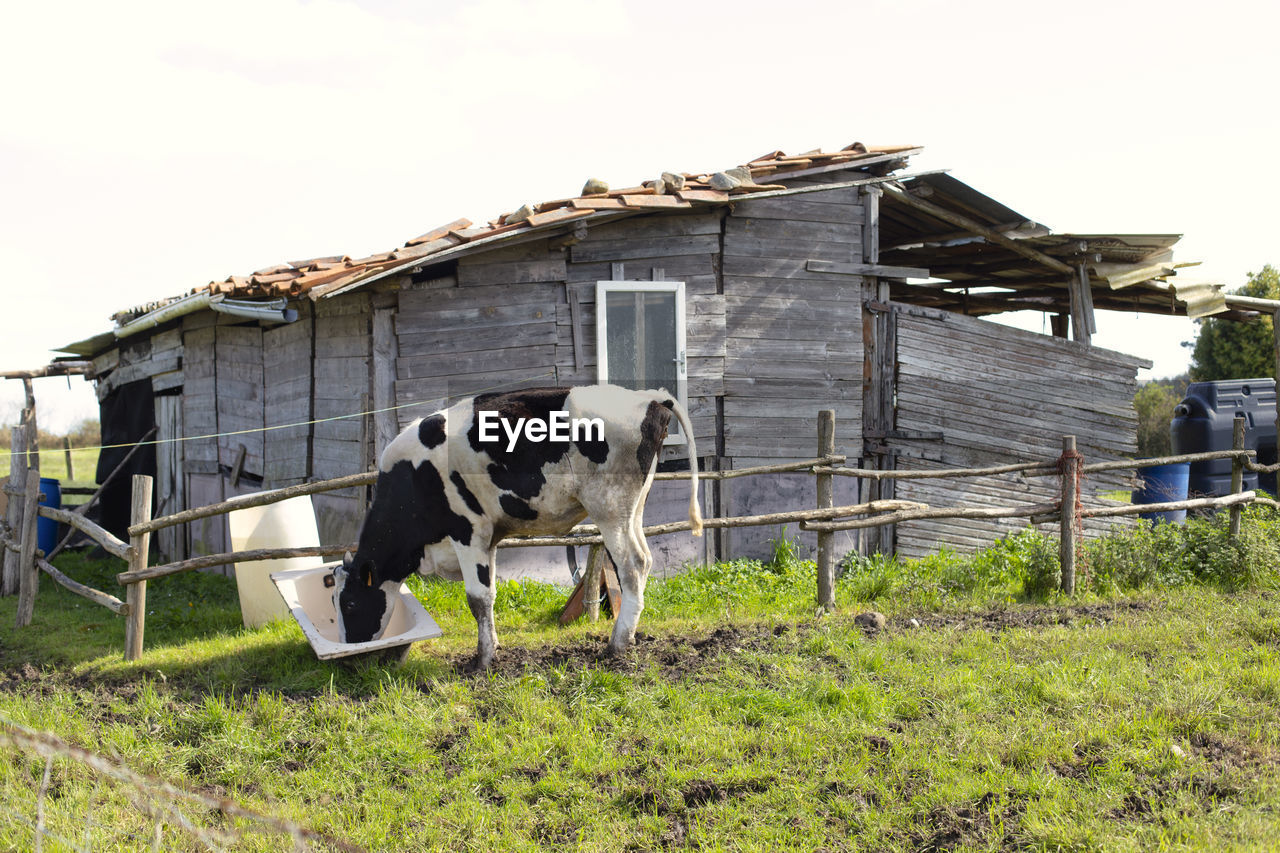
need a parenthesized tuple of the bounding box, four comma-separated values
(906, 791, 1026, 852)
(1188, 730, 1274, 769)
(448, 625, 776, 682)
(1097, 730, 1277, 823)
(901, 600, 1152, 634)
(440, 601, 1157, 682)
(680, 777, 770, 808)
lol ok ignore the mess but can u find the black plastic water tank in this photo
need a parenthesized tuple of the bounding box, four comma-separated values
(1170, 378, 1277, 497)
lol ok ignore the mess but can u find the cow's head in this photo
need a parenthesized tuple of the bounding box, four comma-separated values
(332, 551, 396, 643)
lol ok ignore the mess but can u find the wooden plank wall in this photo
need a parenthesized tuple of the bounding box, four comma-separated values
(721, 173, 865, 463)
(214, 324, 265, 476)
(263, 308, 313, 487)
(181, 317, 219, 478)
(180, 314, 221, 558)
(311, 295, 371, 546)
(395, 241, 563, 429)
(91, 327, 183, 401)
(563, 213, 726, 453)
(153, 394, 185, 562)
(892, 308, 1144, 556)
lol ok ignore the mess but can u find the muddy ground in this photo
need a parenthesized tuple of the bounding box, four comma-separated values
(449, 599, 1155, 681)
(0, 599, 1156, 695)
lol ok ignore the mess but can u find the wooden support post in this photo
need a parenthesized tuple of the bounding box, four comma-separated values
(1068, 268, 1093, 345)
(600, 556, 621, 618)
(124, 474, 153, 661)
(1059, 436, 1079, 595)
(860, 301, 897, 555)
(14, 469, 42, 627)
(21, 378, 38, 476)
(556, 544, 609, 626)
(1076, 262, 1097, 338)
(861, 186, 881, 265)
(63, 436, 74, 482)
(584, 544, 604, 623)
(1230, 415, 1246, 538)
(2, 425, 28, 596)
(816, 410, 836, 611)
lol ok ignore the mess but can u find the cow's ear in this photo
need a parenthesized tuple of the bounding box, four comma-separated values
(360, 560, 377, 588)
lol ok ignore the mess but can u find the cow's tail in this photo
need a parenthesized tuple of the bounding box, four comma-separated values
(666, 395, 703, 537)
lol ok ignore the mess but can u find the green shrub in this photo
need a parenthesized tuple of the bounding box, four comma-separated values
(1082, 505, 1280, 593)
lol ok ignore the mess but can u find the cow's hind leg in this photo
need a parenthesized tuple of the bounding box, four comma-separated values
(601, 509, 653, 655)
(453, 538, 499, 670)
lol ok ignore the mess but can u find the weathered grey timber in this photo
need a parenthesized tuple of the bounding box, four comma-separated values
(72, 159, 1169, 578)
(890, 308, 1146, 557)
(2, 425, 28, 596)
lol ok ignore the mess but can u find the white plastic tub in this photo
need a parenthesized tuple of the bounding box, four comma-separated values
(229, 494, 323, 629)
(270, 565, 442, 662)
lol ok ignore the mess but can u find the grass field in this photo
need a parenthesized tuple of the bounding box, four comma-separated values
(2, 445, 100, 490)
(2, 516, 1280, 851)
(33, 445, 101, 488)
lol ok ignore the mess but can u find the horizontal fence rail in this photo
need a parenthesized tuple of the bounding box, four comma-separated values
(116, 545, 351, 585)
(37, 506, 132, 561)
(37, 557, 128, 614)
(9, 408, 1276, 661)
(127, 471, 378, 538)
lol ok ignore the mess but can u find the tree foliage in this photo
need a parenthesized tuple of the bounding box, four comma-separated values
(1190, 265, 1280, 381)
(1133, 377, 1188, 457)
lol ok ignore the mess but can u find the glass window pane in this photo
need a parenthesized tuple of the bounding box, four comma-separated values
(605, 290, 677, 392)
(642, 292, 677, 394)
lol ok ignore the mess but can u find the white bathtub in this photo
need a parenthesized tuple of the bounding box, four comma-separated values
(270, 564, 442, 662)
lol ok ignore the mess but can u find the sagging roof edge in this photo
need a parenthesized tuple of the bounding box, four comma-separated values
(313, 169, 950, 302)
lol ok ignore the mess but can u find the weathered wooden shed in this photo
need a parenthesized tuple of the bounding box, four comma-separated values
(61, 143, 1239, 574)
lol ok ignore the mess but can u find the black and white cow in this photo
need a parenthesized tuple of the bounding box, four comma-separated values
(332, 384, 702, 669)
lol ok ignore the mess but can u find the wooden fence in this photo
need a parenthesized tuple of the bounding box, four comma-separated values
(4, 411, 1275, 661)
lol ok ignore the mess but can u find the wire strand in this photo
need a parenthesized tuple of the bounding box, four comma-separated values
(0, 370, 557, 460)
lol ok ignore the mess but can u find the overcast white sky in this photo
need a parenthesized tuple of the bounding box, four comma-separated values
(3, 0, 1277, 431)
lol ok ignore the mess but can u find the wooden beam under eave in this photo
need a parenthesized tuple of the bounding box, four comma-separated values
(880, 187, 1074, 276)
(0, 362, 93, 380)
(806, 260, 930, 279)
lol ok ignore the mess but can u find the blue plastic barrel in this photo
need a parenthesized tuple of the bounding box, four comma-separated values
(1131, 463, 1189, 523)
(37, 477, 61, 555)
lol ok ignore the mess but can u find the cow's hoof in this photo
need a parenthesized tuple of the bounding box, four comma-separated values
(461, 654, 492, 674)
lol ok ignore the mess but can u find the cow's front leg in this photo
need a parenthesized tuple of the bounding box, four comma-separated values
(453, 538, 499, 670)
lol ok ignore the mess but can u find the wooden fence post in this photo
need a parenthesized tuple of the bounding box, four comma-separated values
(63, 436, 75, 482)
(1229, 415, 1246, 539)
(816, 410, 836, 611)
(15, 469, 42, 627)
(124, 474, 153, 661)
(584, 544, 604, 623)
(1059, 435, 1079, 595)
(2, 424, 29, 596)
